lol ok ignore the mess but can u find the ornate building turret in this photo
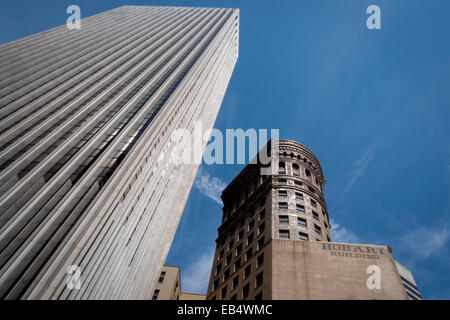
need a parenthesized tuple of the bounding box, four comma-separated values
(207, 139, 331, 300)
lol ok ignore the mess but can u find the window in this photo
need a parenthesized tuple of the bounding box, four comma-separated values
(292, 163, 300, 175)
(236, 243, 243, 256)
(228, 239, 234, 250)
(255, 292, 263, 300)
(296, 204, 305, 212)
(257, 236, 265, 250)
(278, 179, 287, 185)
(152, 289, 159, 300)
(233, 276, 239, 289)
(246, 248, 253, 261)
(247, 233, 254, 246)
(230, 294, 237, 300)
(245, 265, 251, 278)
(224, 269, 230, 280)
(222, 286, 227, 299)
(313, 211, 319, 220)
(238, 230, 244, 242)
(299, 232, 309, 241)
(214, 279, 219, 290)
(311, 199, 317, 207)
(248, 220, 255, 231)
(278, 161, 286, 174)
(305, 169, 311, 177)
(327, 235, 331, 242)
(256, 272, 263, 288)
(308, 186, 315, 193)
(226, 254, 232, 265)
(234, 258, 241, 271)
(258, 222, 265, 235)
(257, 253, 264, 268)
(158, 271, 166, 283)
(298, 218, 307, 228)
(294, 180, 302, 187)
(315, 224, 322, 234)
(216, 264, 222, 275)
(279, 202, 288, 210)
(218, 250, 224, 260)
(295, 193, 303, 200)
(243, 284, 250, 298)
(259, 209, 266, 221)
(278, 190, 287, 198)
(279, 230, 290, 239)
(279, 215, 289, 224)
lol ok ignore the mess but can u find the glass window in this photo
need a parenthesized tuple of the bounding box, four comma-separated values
(245, 265, 251, 278)
(243, 284, 250, 298)
(257, 253, 264, 268)
(315, 224, 322, 234)
(158, 271, 165, 283)
(279, 230, 290, 239)
(256, 272, 263, 287)
(299, 232, 309, 241)
(279, 215, 289, 224)
(279, 202, 288, 210)
(298, 218, 307, 227)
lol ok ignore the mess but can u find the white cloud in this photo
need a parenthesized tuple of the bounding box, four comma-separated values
(331, 219, 360, 243)
(181, 248, 215, 294)
(193, 167, 227, 205)
(344, 143, 377, 194)
(396, 225, 450, 260)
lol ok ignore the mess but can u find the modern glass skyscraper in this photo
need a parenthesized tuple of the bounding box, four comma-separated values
(0, 6, 239, 299)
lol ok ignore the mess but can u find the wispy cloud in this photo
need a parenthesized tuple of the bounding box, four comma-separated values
(331, 219, 360, 243)
(344, 143, 377, 194)
(181, 248, 215, 294)
(395, 225, 450, 260)
(193, 167, 227, 205)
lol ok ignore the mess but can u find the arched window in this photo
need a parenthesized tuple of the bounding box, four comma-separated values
(305, 169, 311, 177)
(292, 163, 299, 176)
(278, 161, 286, 174)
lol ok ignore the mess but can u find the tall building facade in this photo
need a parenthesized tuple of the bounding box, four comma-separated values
(0, 6, 239, 299)
(152, 266, 181, 300)
(152, 265, 206, 300)
(206, 140, 414, 300)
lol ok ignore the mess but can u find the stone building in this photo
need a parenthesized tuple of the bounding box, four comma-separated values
(152, 265, 205, 300)
(206, 140, 420, 300)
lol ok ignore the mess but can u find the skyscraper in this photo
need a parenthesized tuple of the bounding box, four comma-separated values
(207, 140, 415, 300)
(0, 5, 239, 299)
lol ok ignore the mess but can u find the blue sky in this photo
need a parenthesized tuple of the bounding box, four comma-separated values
(1, 0, 449, 299)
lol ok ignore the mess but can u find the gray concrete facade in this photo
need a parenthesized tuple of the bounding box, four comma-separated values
(0, 5, 239, 299)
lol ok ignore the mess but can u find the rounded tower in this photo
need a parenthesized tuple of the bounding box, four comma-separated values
(272, 140, 331, 242)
